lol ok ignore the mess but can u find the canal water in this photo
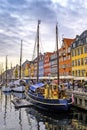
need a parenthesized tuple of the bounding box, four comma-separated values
(0, 90, 87, 130)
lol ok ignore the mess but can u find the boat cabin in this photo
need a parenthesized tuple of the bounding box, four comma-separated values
(29, 82, 66, 99)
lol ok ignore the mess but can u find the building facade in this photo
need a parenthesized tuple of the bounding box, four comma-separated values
(44, 52, 52, 76)
(50, 52, 57, 77)
(71, 30, 87, 77)
(39, 54, 44, 77)
(59, 38, 75, 76)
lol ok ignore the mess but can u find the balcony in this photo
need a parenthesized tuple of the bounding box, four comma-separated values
(62, 65, 66, 69)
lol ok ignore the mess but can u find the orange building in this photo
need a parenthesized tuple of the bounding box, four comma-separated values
(59, 38, 75, 76)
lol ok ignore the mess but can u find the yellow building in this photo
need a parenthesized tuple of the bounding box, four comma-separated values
(71, 30, 87, 77)
(29, 62, 35, 77)
(22, 60, 30, 77)
(13, 65, 19, 79)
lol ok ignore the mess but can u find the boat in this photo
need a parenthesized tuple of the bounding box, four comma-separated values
(11, 41, 25, 93)
(27, 20, 73, 111)
(2, 56, 12, 92)
(11, 79, 26, 93)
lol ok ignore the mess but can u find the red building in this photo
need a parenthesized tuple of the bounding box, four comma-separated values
(44, 52, 52, 76)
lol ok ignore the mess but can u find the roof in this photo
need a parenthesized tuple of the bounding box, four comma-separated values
(63, 38, 75, 46)
(30, 82, 45, 91)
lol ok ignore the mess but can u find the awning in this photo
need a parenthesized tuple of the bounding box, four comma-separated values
(74, 77, 86, 80)
(30, 82, 45, 91)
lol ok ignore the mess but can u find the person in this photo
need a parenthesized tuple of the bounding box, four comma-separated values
(72, 80, 74, 90)
(67, 80, 70, 89)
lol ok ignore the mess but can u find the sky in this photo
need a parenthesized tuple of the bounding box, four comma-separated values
(0, 0, 87, 70)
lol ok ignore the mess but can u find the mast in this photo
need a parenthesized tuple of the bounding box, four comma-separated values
(6, 55, 7, 86)
(19, 40, 22, 79)
(37, 20, 40, 82)
(56, 24, 59, 85)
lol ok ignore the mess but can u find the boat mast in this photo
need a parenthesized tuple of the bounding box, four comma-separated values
(56, 24, 59, 85)
(37, 20, 40, 82)
(6, 55, 7, 86)
(19, 40, 22, 79)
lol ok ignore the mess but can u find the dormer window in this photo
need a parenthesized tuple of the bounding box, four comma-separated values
(73, 42, 76, 48)
(86, 37, 87, 43)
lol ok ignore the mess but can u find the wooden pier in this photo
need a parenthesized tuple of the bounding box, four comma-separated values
(11, 97, 33, 108)
(66, 89, 87, 110)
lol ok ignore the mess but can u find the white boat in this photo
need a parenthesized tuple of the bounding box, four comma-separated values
(11, 85, 25, 93)
(2, 86, 12, 92)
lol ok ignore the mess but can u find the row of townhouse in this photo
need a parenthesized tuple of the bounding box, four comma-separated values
(1, 30, 87, 81)
(6, 38, 74, 79)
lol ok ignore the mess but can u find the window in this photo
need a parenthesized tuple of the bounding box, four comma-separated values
(86, 37, 87, 43)
(72, 50, 74, 57)
(67, 47, 71, 53)
(77, 70, 80, 76)
(82, 70, 85, 77)
(77, 48, 80, 55)
(78, 59, 80, 66)
(85, 57, 87, 64)
(72, 61, 74, 66)
(75, 60, 77, 66)
(81, 58, 84, 65)
(73, 42, 76, 48)
(75, 49, 77, 56)
(72, 71, 74, 76)
(84, 46, 87, 53)
(81, 47, 83, 54)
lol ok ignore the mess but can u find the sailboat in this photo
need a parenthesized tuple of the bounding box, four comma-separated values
(12, 40, 25, 93)
(2, 56, 12, 92)
(27, 20, 73, 111)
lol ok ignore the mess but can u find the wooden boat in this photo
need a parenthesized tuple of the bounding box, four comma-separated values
(27, 20, 73, 111)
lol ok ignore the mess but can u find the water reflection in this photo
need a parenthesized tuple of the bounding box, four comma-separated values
(2, 92, 12, 127)
(19, 109, 22, 130)
(72, 108, 87, 129)
(26, 106, 87, 130)
(12, 92, 26, 99)
(0, 90, 87, 130)
(26, 106, 73, 130)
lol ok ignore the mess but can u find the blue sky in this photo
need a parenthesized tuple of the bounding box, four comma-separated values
(0, 0, 87, 69)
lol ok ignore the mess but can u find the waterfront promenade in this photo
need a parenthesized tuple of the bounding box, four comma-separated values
(66, 88, 87, 110)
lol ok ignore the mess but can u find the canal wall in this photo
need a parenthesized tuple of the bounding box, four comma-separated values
(66, 89, 87, 110)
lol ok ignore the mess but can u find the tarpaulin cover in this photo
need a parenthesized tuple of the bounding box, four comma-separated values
(30, 82, 45, 91)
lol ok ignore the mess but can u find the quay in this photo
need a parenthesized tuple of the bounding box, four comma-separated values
(66, 89, 87, 110)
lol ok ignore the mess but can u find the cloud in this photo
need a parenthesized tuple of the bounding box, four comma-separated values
(0, 0, 87, 67)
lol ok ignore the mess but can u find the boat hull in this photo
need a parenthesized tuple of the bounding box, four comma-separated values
(2, 86, 12, 92)
(28, 91, 72, 111)
(11, 86, 25, 93)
